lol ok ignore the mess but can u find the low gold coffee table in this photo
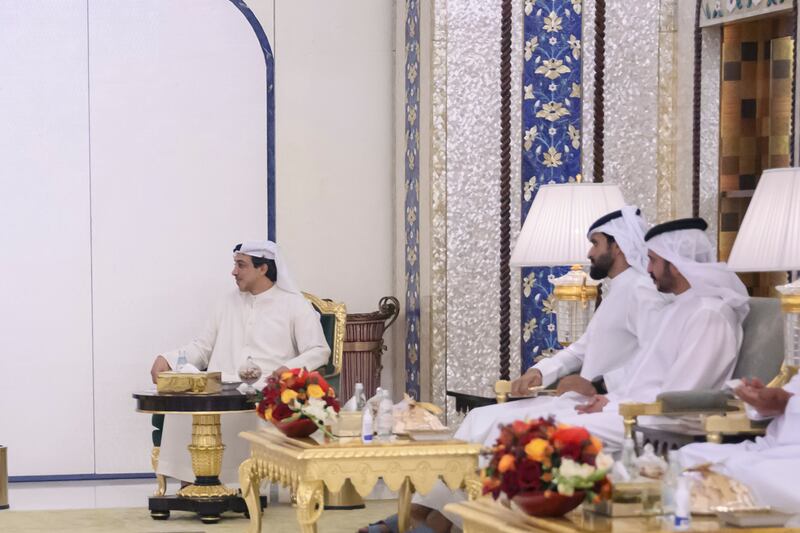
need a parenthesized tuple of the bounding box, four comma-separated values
(444, 498, 792, 533)
(238, 427, 482, 533)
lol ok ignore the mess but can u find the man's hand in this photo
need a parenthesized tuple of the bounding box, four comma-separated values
(510, 368, 543, 397)
(735, 377, 792, 417)
(150, 355, 171, 384)
(574, 394, 609, 414)
(272, 366, 291, 379)
(555, 375, 596, 397)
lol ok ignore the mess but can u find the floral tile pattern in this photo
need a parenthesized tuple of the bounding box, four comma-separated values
(405, 0, 421, 399)
(520, 0, 583, 370)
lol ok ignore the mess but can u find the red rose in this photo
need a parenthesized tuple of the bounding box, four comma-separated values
(557, 441, 583, 461)
(552, 426, 591, 447)
(271, 403, 292, 421)
(517, 459, 542, 491)
(500, 470, 521, 499)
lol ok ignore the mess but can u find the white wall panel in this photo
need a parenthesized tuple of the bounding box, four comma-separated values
(274, 0, 395, 315)
(88, 0, 268, 473)
(0, 0, 95, 476)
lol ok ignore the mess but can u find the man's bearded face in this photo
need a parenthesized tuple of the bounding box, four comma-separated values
(588, 233, 614, 280)
(647, 251, 675, 293)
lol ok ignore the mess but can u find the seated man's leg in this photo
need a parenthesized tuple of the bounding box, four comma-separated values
(156, 414, 195, 483)
(678, 441, 752, 470)
(481, 394, 588, 448)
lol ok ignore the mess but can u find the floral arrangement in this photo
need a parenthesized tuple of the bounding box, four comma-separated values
(256, 368, 340, 433)
(482, 418, 613, 503)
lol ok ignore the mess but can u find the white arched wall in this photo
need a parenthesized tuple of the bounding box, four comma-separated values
(0, 0, 395, 477)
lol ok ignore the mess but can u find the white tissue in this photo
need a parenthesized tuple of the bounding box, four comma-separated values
(178, 363, 201, 374)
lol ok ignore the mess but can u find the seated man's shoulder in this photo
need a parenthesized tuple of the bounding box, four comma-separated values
(689, 296, 738, 324)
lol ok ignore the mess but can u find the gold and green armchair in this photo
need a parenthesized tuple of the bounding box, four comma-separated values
(619, 296, 787, 454)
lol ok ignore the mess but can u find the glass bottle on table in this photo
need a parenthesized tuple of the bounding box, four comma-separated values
(176, 350, 187, 372)
(351, 382, 367, 411)
(376, 389, 394, 439)
(661, 449, 681, 522)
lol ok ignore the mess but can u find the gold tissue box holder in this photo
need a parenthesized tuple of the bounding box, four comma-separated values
(332, 411, 363, 437)
(156, 371, 222, 394)
(589, 480, 662, 517)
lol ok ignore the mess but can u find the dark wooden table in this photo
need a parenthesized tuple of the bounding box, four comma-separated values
(133, 390, 266, 523)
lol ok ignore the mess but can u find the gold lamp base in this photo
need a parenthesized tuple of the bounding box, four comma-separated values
(551, 265, 600, 346)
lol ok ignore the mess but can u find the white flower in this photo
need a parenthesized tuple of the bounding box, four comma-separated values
(596, 452, 614, 472)
(548, 83, 557, 92)
(559, 458, 596, 479)
(548, 36, 557, 46)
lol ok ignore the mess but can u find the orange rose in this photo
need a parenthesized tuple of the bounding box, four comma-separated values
(498, 454, 516, 473)
(524, 438, 550, 462)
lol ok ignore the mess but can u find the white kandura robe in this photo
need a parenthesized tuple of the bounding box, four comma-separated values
(453, 268, 667, 450)
(157, 286, 330, 483)
(413, 268, 667, 524)
(556, 287, 744, 457)
(678, 374, 800, 514)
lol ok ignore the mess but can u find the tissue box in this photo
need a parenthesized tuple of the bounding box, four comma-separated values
(157, 371, 222, 394)
(588, 480, 662, 517)
(332, 411, 363, 437)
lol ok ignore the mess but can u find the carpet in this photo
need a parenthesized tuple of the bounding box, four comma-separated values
(0, 500, 398, 533)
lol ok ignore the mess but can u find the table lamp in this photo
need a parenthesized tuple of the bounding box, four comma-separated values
(727, 167, 800, 385)
(511, 183, 625, 346)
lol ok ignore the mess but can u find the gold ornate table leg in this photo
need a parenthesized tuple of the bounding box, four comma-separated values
(397, 477, 416, 533)
(239, 458, 262, 533)
(177, 414, 237, 499)
(295, 480, 324, 533)
(463, 473, 482, 501)
(150, 447, 167, 497)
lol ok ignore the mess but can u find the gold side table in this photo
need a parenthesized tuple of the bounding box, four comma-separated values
(238, 427, 482, 533)
(133, 390, 265, 523)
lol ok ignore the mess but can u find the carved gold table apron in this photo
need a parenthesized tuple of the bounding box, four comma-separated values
(133, 390, 260, 523)
(444, 498, 793, 533)
(238, 427, 482, 533)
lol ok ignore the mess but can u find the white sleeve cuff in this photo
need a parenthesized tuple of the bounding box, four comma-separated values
(532, 358, 562, 388)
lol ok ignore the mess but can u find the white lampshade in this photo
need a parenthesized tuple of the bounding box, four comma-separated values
(727, 167, 800, 272)
(510, 183, 626, 267)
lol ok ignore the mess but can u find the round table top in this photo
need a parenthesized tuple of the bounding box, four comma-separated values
(133, 389, 257, 414)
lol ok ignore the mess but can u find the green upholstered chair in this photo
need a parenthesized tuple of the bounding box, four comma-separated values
(302, 292, 346, 392)
(619, 297, 787, 454)
(150, 292, 346, 492)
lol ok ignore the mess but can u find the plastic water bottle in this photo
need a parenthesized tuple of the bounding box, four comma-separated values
(353, 383, 367, 411)
(376, 390, 394, 439)
(673, 477, 691, 530)
(176, 350, 187, 372)
(661, 449, 680, 520)
(361, 405, 374, 444)
(621, 436, 637, 476)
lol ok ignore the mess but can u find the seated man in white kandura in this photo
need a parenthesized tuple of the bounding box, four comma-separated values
(678, 373, 800, 514)
(149, 240, 330, 484)
(455, 206, 669, 448)
(555, 217, 750, 455)
(360, 206, 668, 533)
